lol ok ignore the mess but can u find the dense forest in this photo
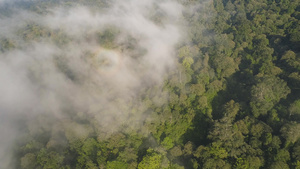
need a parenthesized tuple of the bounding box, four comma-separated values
(0, 0, 300, 168)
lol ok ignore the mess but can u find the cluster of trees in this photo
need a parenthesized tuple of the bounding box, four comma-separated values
(1, 0, 299, 168)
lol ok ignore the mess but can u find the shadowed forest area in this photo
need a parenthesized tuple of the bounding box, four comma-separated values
(0, 0, 300, 168)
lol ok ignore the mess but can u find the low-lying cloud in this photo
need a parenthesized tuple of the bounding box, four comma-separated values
(0, 0, 184, 168)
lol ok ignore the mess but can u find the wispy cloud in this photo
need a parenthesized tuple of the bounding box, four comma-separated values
(0, 0, 184, 168)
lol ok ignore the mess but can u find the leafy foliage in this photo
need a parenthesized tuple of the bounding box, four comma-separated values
(3, 0, 299, 168)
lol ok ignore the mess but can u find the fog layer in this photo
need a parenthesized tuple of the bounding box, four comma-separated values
(0, 0, 184, 168)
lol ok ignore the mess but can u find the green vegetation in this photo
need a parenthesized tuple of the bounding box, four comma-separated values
(1, 0, 300, 168)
